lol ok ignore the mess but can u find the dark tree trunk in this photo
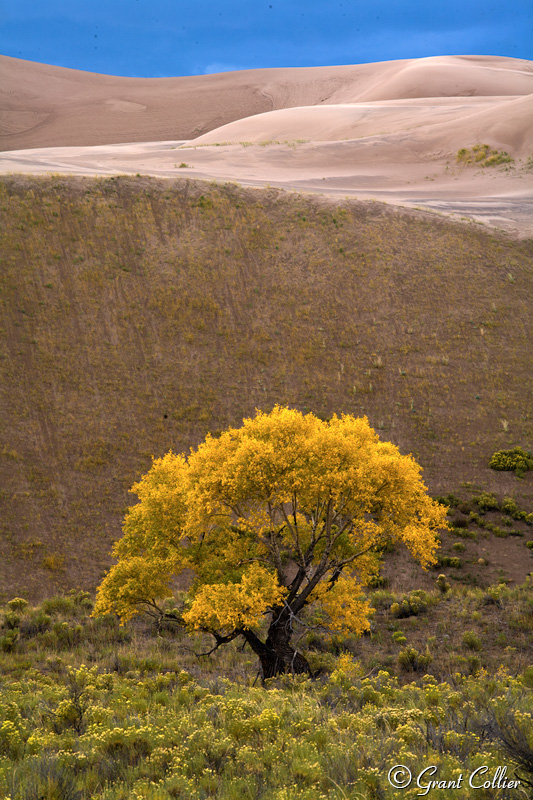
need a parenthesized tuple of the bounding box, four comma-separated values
(242, 607, 312, 681)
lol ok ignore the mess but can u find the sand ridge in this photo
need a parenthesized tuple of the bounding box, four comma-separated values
(1, 54, 532, 235)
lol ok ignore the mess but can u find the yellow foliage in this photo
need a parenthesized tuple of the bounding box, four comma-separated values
(116, 451, 189, 559)
(183, 563, 287, 633)
(94, 406, 446, 637)
(311, 574, 373, 635)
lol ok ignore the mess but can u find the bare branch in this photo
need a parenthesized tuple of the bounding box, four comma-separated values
(280, 502, 306, 568)
(185, 628, 243, 658)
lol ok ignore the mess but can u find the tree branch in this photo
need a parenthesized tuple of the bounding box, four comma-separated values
(185, 628, 243, 658)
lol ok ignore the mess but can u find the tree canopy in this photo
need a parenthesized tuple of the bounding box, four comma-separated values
(94, 407, 447, 677)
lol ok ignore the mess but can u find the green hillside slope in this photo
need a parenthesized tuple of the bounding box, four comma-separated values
(1, 176, 532, 601)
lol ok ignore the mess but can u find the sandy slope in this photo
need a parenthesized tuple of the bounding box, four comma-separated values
(1, 54, 532, 235)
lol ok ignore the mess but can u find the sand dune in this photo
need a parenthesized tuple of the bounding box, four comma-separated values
(345, 56, 533, 102)
(1, 54, 532, 235)
(189, 95, 531, 153)
(2, 54, 532, 151)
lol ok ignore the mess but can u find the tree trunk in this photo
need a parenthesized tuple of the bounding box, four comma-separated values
(242, 607, 312, 681)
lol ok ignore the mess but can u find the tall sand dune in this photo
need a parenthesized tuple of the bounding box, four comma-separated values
(1, 54, 532, 235)
(1, 54, 532, 150)
(189, 94, 531, 156)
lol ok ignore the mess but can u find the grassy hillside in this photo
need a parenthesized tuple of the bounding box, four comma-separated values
(0, 175, 532, 601)
(0, 586, 532, 799)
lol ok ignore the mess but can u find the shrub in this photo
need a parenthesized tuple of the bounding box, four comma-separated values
(44, 665, 98, 735)
(390, 590, 431, 618)
(484, 709, 533, 790)
(21, 610, 51, 636)
(69, 590, 93, 610)
(3, 611, 21, 630)
(397, 646, 432, 672)
(462, 631, 482, 651)
(40, 621, 83, 650)
(391, 631, 407, 645)
(370, 590, 395, 609)
(0, 630, 18, 652)
(456, 144, 514, 167)
(452, 516, 469, 529)
(0, 720, 24, 759)
(501, 497, 532, 524)
(41, 595, 76, 615)
(472, 491, 499, 512)
(6, 753, 82, 799)
(453, 526, 477, 540)
(436, 574, 450, 594)
(485, 583, 509, 607)
(437, 556, 462, 569)
(7, 597, 29, 613)
(522, 665, 533, 688)
(489, 447, 533, 478)
(434, 494, 460, 508)
(367, 574, 389, 589)
(491, 526, 509, 538)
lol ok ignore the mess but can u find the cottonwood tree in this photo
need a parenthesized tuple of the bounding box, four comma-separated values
(94, 407, 446, 678)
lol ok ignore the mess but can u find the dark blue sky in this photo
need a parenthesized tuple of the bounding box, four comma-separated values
(2, 0, 531, 77)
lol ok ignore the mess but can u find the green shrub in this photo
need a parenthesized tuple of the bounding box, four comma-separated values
(391, 631, 407, 645)
(41, 595, 76, 615)
(390, 590, 431, 618)
(397, 646, 432, 672)
(434, 494, 460, 508)
(452, 516, 469, 529)
(457, 144, 514, 167)
(0, 630, 18, 652)
(462, 631, 482, 651)
(502, 497, 520, 516)
(436, 574, 450, 594)
(489, 447, 533, 478)
(490, 526, 510, 538)
(68, 589, 94, 611)
(453, 526, 477, 540)
(522, 665, 533, 687)
(500, 498, 532, 525)
(370, 589, 395, 609)
(40, 621, 83, 650)
(307, 651, 337, 676)
(7, 753, 82, 798)
(6, 597, 29, 613)
(485, 583, 509, 607)
(437, 556, 462, 569)
(0, 720, 24, 759)
(472, 491, 499, 512)
(367, 574, 389, 589)
(3, 611, 21, 630)
(21, 610, 51, 636)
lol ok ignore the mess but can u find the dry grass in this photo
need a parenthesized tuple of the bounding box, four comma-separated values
(0, 175, 532, 602)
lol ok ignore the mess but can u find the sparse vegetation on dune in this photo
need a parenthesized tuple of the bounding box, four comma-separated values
(0, 174, 532, 604)
(456, 144, 514, 167)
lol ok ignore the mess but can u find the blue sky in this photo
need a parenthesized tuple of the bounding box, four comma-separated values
(1, 0, 531, 77)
